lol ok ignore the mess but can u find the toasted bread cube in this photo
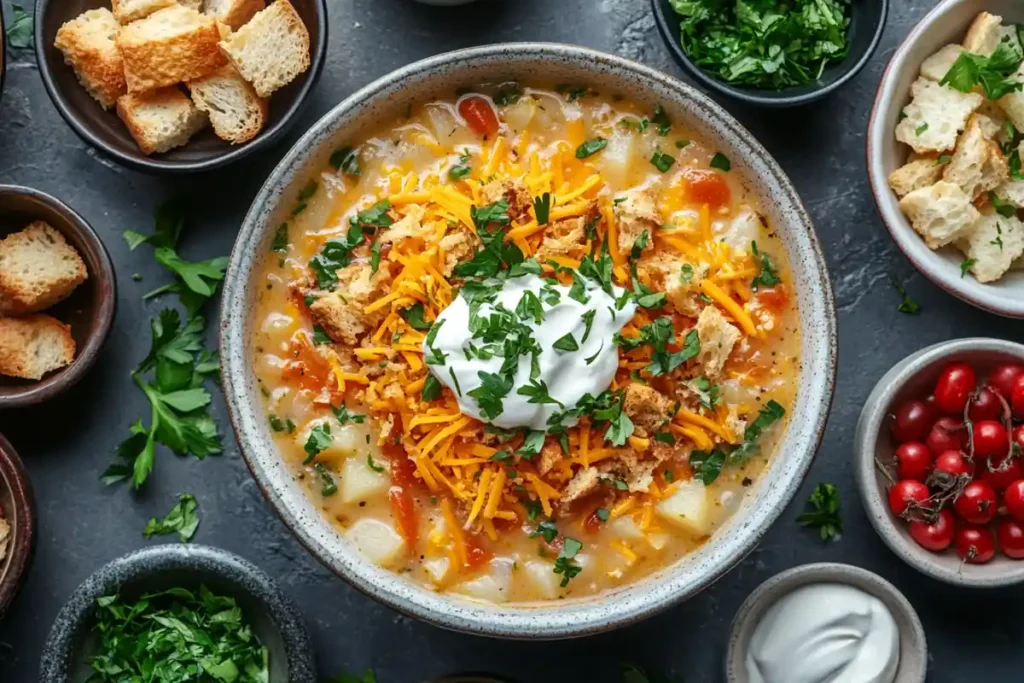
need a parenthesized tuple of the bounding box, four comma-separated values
(219, 0, 310, 98)
(116, 87, 209, 155)
(111, 0, 177, 23)
(943, 114, 1009, 199)
(957, 213, 1024, 283)
(994, 178, 1024, 207)
(53, 9, 127, 109)
(188, 64, 268, 144)
(963, 12, 1004, 55)
(117, 5, 226, 92)
(899, 181, 981, 249)
(0, 222, 88, 315)
(889, 157, 946, 198)
(179, 0, 204, 9)
(895, 78, 983, 154)
(204, 0, 265, 29)
(998, 62, 1024, 131)
(0, 315, 76, 380)
(920, 44, 964, 82)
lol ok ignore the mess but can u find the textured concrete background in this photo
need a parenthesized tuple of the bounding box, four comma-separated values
(1, 0, 1023, 680)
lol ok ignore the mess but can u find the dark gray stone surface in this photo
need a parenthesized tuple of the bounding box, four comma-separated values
(0, 0, 1022, 680)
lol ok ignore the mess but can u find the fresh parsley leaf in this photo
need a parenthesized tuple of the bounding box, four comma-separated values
(367, 455, 385, 473)
(942, 42, 1024, 100)
(750, 241, 781, 289)
(990, 191, 1018, 218)
(449, 149, 472, 181)
(272, 223, 289, 253)
(650, 151, 675, 173)
(314, 462, 337, 496)
(690, 449, 726, 485)
(297, 180, 318, 203)
(400, 302, 433, 330)
(422, 374, 442, 401)
(710, 152, 731, 172)
(330, 146, 361, 176)
(580, 309, 597, 343)
(353, 199, 393, 229)
(915, 123, 929, 136)
(797, 483, 843, 542)
(448, 367, 463, 396)
(268, 415, 289, 433)
(619, 116, 650, 133)
(554, 538, 583, 586)
(468, 371, 513, 419)
(515, 290, 545, 324)
(595, 508, 610, 521)
(935, 154, 952, 166)
(680, 263, 695, 283)
(309, 226, 367, 289)
(690, 376, 721, 411)
(333, 404, 365, 426)
(518, 430, 546, 458)
(531, 520, 559, 543)
(534, 192, 552, 225)
(6, 4, 33, 49)
(654, 431, 676, 445)
(576, 138, 608, 158)
(960, 258, 977, 278)
(584, 341, 603, 365)
(892, 279, 921, 315)
(651, 105, 672, 136)
(312, 325, 332, 345)
(553, 333, 579, 352)
(370, 238, 382, 273)
(517, 379, 565, 407)
(144, 493, 200, 542)
(303, 423, 333, 464)
(675, 139, 691, 149)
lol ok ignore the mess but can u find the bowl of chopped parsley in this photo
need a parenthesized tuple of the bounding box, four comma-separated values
(652, 0, 888, 107)
(40, 544, 316, 683)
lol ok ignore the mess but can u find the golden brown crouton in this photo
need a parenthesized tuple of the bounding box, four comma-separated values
(614, 187, 661, 254)
(622, 383, 675, 436)
(888, 157, 945, 198)
(534, 216, 587, 263)
(218, 0, 310, 98)
(439, 224, 480, 276)
(204, 0, 265, 29)
(695, 306, 741, 379)
(481, 178, 532, 221)
(116, 88, 209, 155)
(380, 205, 430, 244)
(117, 5, 226, 93)
(111, 0, 177, 24)
(0, 315, 76, 380)
(54, 8, 128, 109)
(308, 263, 387, 345)
(0, 222, 88, 315)
(537, 441, 564, 476)
(558, 466, 601, 508)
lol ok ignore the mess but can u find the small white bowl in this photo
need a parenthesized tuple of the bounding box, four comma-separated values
(725, 563, 927, 683)
(854, 338, 1024, 587)
(867, 0, 1024, 319)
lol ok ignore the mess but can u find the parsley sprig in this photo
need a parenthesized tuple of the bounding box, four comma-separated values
(942, 40, 1024, 100)
(797, 483, 843, 541)
(144, 493, 200, 542)
(690, 400, 785, 484)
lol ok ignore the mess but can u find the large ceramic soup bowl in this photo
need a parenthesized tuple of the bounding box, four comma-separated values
(221, 44, 837, 638)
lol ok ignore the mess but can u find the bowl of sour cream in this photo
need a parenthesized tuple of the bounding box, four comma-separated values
(726, 563, 927, 683)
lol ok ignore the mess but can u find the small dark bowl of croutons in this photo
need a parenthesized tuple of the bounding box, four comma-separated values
(34, 0, 328, 174)
(0, 185, 116, 408)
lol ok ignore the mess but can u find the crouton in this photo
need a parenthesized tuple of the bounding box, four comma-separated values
(111, 0, 177, 23)
(439, 225, 479, 276)
(0, 222, 88, 315)
(308, 263, 387, 345)
(956, 213, 1024, 283)
(117, 5, 226, 93)
(219, 0, 310, 98)
(204, 0, 265, 29)
(943, 114, 1009, 199)
(895, 78, 983, 154)
(622, 383, 675, 436)
(888, 157, 946, 198)
(379, 205, 429, 244)
(117, 88, 209, 155)
(614, 187, 661, 254)
(994, 178, 1024, 207)
(0, 315, 76, 380)
(53, 9, 127, 109)
(0, 517, 8, 561)
(559, 466, 601, 508)
(963, 12, 1004, 56)
(534, 216, 587, 262)
(187, 64, 267, 144)
(695, 306, 741, 379)
(920, 44, 965, 82)
(998, 63, 1024, 131)
(481, 178, 532, 222)
(899, 181, 981, 249)
(537, 441, 563, 476)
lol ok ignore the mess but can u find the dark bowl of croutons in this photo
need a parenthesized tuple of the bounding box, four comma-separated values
(34, 0, 327, 174)
(0, 186, 116, 408)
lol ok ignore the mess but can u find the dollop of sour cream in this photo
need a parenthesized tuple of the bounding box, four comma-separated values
(746, 583, 900, 683)
(424, 273, 636, 430)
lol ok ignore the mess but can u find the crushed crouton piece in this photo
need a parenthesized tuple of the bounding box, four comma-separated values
(963, 11, 1004, 55)
(537, 441, 563, 476)
(559, 466, 601, 508)
(956, 212, 1024, 283)
(439, 224, 479, 276)
(899, 181, 981, 249)
(308, 263, 387, 345)
(888, 157, 946, 198)
(481, 179, 532, 221)
(942, 114, 1008, 200)
(622, 383, 675, 436)
(895, 78, 983, 154)
(534, 216, 587, 262)
(613, 187, 661, 254)
(380, 205, 429, 244)
(695, 306, 741, 379)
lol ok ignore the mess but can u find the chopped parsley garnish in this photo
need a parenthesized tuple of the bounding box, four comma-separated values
(268, 415, 295, 433)
(369, 238, 382, 273)
(493, 82, 524, 106)
(556, 84, 589, 101)
(553, 333, 579, 352)
(619, 117, 649, 133)
(314, 462, 337, 496)
(517, 379, 565, 408)
(353, 199, 393, 229)
(367, 455, 385, 473)
(468, 371, 513, 419)
(271, 223, 289, 253)
(991, 222, 1005, 251)
(689, 449, 726, 485)
(143, 493, 200, 542)
(935, 154, 952, 166)
(518, 430, 546, 457)
(303, 423, 333, 464)
(87, 585, 268, 682)
(671, 0, 851, 89)
(690, 376, 720, 411)
(584, 341, 603, 365)
(330, 146, 361, 176)
(312, 325, 332, 345)
(892, 280, 921, 315)
(453, 201, 524, 279)
(422, 374, 442, 401)
(615, 317, 700, 376)
(576, 138, 608, 159)
(654, 431, 676, 445)
(915, 123, 929, 136)
(710, 152, 731, 172)
(651, 105, 672, 136)
(534, 192, 552, 225)
(515, 290, 545, 324)
(449, 150, 472, 181)
(400, 302, 433, 330)
(595, 508, 610, 522)
(531, 520, 559, 543)
(489, 450, 513, 463)
(680, 263, 695, 283)
(332, 404, 365, 425)
(689, 400, 786, 484)
(423, 319, 447, 365)
(448, 367, 463, 396)
(5, 4, 33, 49)
(554, 537, 583, 587)
(580, 309, 597, 343)
(675, 139, 691, 149)
(309, 201, 391, 289)
(650, 151, 675, 173)
(990, 191, 1018, 218)
(942, 40, 1024, 100)
(750, 240, 781, 289)
(797, 483, 843, 542)
(960, 258, 977, 278)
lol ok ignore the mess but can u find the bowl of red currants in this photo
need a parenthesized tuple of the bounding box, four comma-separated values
(855, 338, 1024, 587)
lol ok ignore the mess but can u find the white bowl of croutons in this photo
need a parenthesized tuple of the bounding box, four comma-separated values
(868, 0, 1024, 319)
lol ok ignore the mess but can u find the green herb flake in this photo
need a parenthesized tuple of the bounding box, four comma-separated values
(534, 192, 552, 225)
(494, 83, 524, 106)
(990, 192, 1018, 218)
(750, 240, 781, 289)
(143, 493, 200, 542)
(915, 123, 929, 136)
(422, 374, 443, 401)
(797, 483, 843, 542)
(595, 508, 610, 522)
(941, 42, 1024, 100)
(553, 537, 584, 587)
(710, 152, 731, 172)
(303, 423, 333, 464)
(400, 302, 433, 331)
(333, 404, 366, 426)
(553, 333, 579, 352)
(367, 455, 386, 473)
(314, 462, 337, 496)
(370, 238, 383, 273)
(580, 309, 597, 343)
(650, 151, 676, 173)
(651, 105, 672, 136)
(960, 258, 977, 278)
(449, 149, 473, 181)
(312, 325, 332, 345)
(5, 4, 33, 49)
(675, 139, 691, 149)
(330, 146, 361, 176)
(272, 223, 289, 253)
(576, 138, 608, 159)
(892, 280, 921, 315)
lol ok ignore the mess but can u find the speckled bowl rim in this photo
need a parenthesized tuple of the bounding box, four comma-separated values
(725, 563, 927, 683)
(39, 544, 316, 683)
(220, 43, 838, 639)
(866, 0, 1024, 319)
(0, 432, 35, 620)
(854, 337, 1024, 587)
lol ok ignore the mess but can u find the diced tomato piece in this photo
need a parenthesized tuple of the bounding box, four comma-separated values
(458, 95, 500, 137)
(282, 334, 334, 396)
(755, 285, 789, 312)
(464, 534, 493, 569)
(683, 169, 731, 208)
(389, 456, 420, 551)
